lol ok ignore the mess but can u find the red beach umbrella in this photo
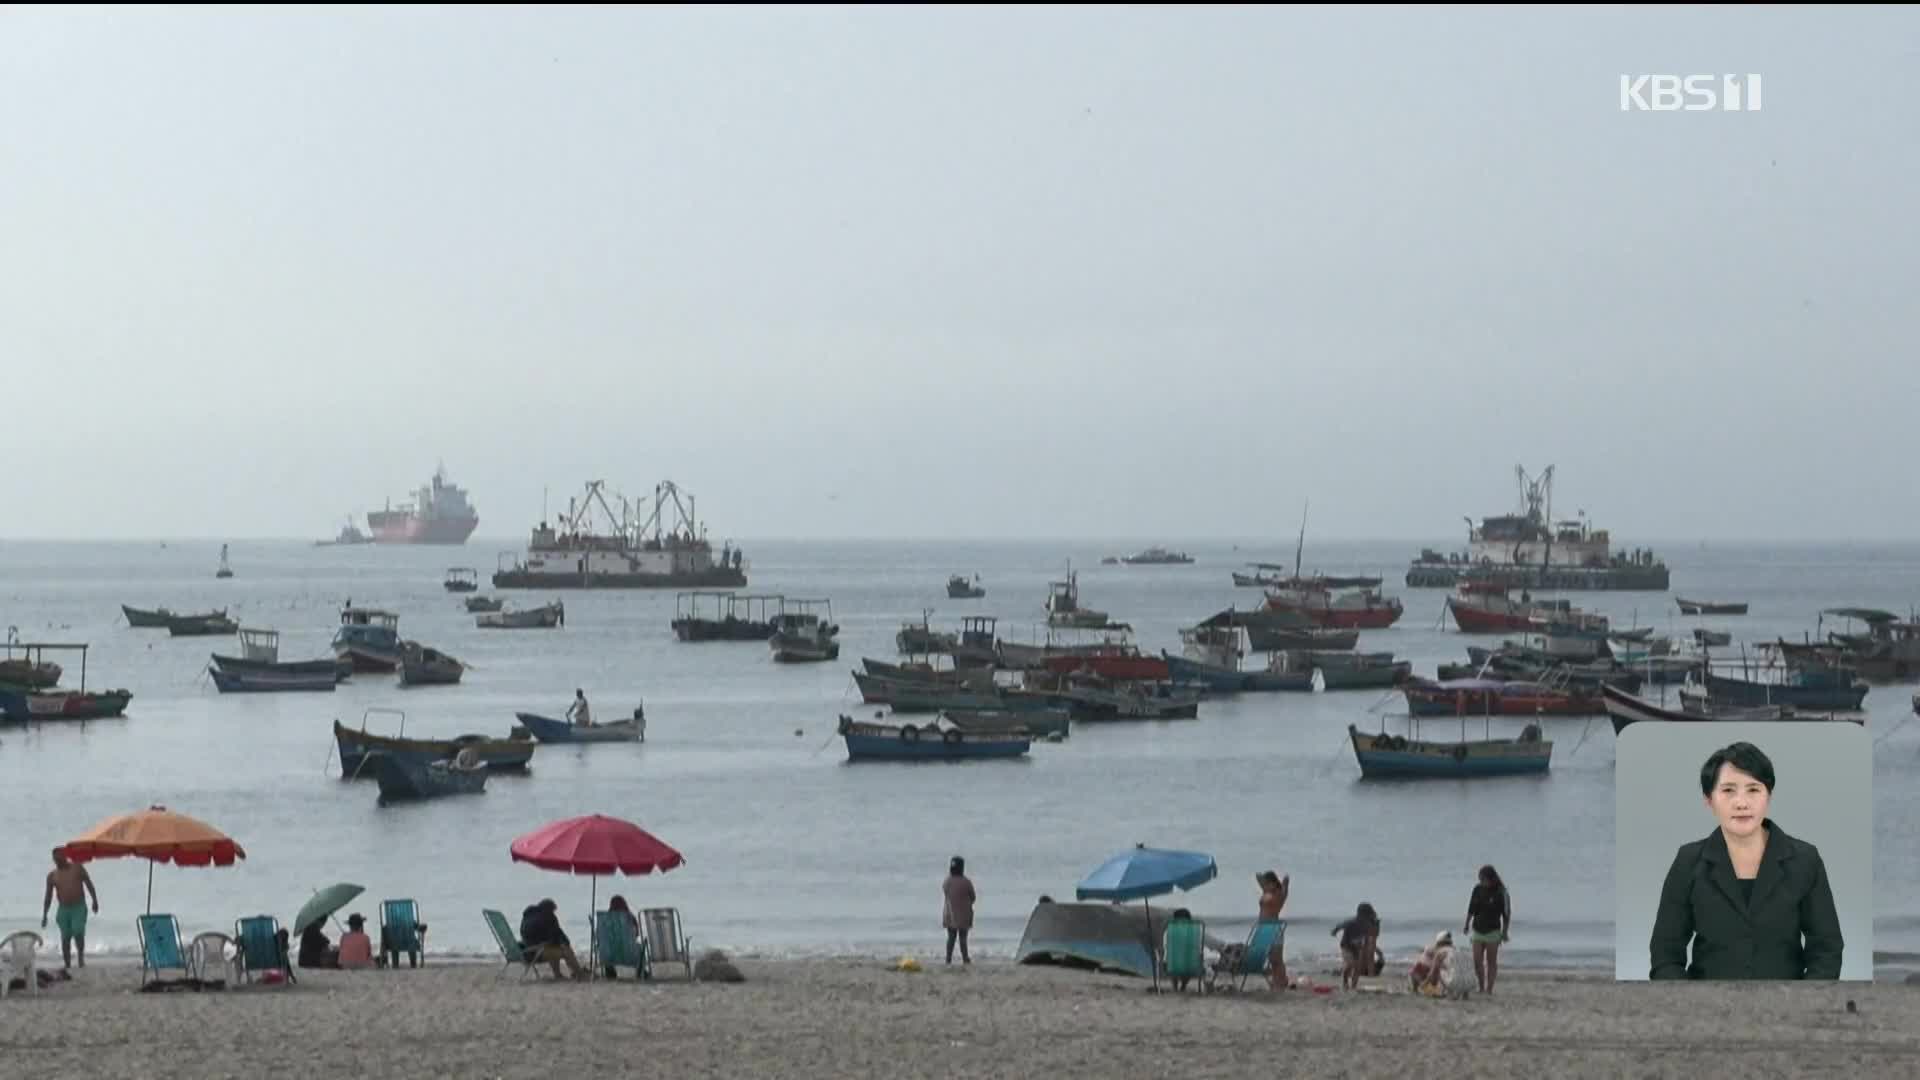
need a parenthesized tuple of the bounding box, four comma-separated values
(509, 815, 684, 937)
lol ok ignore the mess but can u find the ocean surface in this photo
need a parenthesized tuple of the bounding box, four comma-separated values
(3, 537, 1918, 975)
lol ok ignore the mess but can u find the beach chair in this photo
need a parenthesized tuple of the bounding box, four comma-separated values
(482, 909, 540, 981)
(235, 915, 295, 984)
(1162, 918, 1206, 993)
(188, 931, 238, 986)
(137, 914, 191, 987)
(0, 931, 42, 998)
(1212, 919, 1286, 992)
(594, 910, 650, 981)
(381, 898, 424, 968)
(641, 907, 695, 981)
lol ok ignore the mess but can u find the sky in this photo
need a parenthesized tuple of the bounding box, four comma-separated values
(2, 6, 1916, 542)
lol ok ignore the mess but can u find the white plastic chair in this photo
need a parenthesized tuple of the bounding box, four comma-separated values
(189, 932, 239, 985)
(1, 931, 43, 998)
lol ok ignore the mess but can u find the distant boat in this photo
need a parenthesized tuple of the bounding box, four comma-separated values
(1119, 546, 1194, 566)
(332, 715, 534, 776)
(946, 574, 986, 599)
(398, 641, 465, 687)
(315, 518, 374, 547)
(367, 751, 488, 801)
(167, 613, 239, 637)
(209, 665, 338, 693)
(123, 605, 185, 629)
(443, 568, 479, 593)
(215, 544, 234, 579)
(1677, 597, 1748, 616)
(476, 601, 564, 630)
(465, 595, 504, 613)
(512, 710, 644, 744)
(1348, 721, 1552, 779)
(836, 714, 1031, 762)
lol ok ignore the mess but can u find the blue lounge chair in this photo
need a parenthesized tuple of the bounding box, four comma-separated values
(1216, 919, 1286, 991)
(482, 908, 541, 981)
(594, 910, 650, 981)
(381, 898, 424, 968)
(136, 914, 190, 988)
(1162, 917, 1207, 993)
(234, 915, 295, 984)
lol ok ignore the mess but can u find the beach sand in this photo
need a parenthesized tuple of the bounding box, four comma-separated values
(5, 956, 1919, 1078)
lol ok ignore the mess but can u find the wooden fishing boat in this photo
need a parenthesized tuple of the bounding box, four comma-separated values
(333, 714, 534, 776)
(477, 601, 565, 629)
(1700, 669, 1868, 711)
(1311, 652, 1414, 690)
(859, 657, 996, 689)
(1402, 677, 1601, 717)
(1600, 684, 1858, 735)
(672, 591, 782, 641)
(166, 613, 239, 637)
(398, 641, 465, 687)
(210, 653, 350, 680)
(1677, 597, 1748, 616)
(940, 707, 1070, 740)
(20, 689, 133, 720)
(1348, 721, 1552, 779)
(368, 750, 489, 801)
(896, 611, 959, 655)
(465, 595, 504, 613)
(444, 567, 480, 593)
(1245, 625, 1359, 652)
(836, 714, 1031, 762)
(122, 605, 190, 629)
(1162, 652, 1313, 693)
(511, 710, 644, 744)
(210, 665, 338, 693)
(334, 607, 402, 672)
(770, 600, 840, 663)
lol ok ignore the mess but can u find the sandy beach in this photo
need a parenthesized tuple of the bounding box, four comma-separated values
(6, 956, 1919, 1079)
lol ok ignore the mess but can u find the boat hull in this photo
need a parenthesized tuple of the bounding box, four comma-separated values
(367, 512, 479, 545)
(1407, 563, 1670, 590)
(1445, 598, 1544, 634)
(1039, 654, 1169, 681)
(211, 654, 350, 679)
(838, 718, 1030, 761)
(333, 721, 535, 775)
(1702, 672, 1868, 711)
(1677, 598, 1748, 615)
(368, 753, 488, 799)
(941, 708, 1070, 739)
(1163, 653, 1312, 693)
(673, 618, 776, 642)
(512, 711, 643, 743)
(2, 688, 134, 720)
(336, 645, 401, 674)
(1348, 725, 1553, 778)
(122, 606, 175, 628)
(211, 667, 338, 693)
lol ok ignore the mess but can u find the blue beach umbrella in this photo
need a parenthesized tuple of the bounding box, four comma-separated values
(1076, 844, 1218, 990)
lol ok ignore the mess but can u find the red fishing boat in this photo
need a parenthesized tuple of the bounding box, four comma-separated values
(1265, 584, 1404, 630)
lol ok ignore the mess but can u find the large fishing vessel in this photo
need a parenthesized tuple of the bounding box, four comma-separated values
(366, 465, 479, 545)
(492, 480, 748, 589)
(1405, 465, 1669, 591)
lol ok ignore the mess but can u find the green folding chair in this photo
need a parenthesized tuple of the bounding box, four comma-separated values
(594, 910, 650, 981)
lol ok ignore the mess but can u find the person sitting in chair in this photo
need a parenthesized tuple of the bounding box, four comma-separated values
(520, 898, 586, 980)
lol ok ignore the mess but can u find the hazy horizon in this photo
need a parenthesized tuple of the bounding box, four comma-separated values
(4, 7, 1915, 542)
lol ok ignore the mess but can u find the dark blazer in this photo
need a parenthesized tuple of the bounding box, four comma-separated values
(1648, 818, 1843, 980)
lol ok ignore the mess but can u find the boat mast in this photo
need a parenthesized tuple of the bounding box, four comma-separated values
(1293, 499, 1309, 581)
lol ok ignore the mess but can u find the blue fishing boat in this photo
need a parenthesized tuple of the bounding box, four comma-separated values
(512, 710, 644, 744)
(333, 607, 403, 673)
(210, 665, 338, 693)
(1701, 669, 1868, 711)
(367, 750, 488, 801)
(1348, 721, 1552, 779)
(836, 715, 1030, 762)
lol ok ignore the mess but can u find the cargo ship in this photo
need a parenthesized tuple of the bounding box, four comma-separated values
(366, 466, 479, 545)
(492, 479, 748, 589)
(1405, 465, 1669, 591)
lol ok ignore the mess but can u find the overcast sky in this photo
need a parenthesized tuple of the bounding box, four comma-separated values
(2, 6, 1915, 541)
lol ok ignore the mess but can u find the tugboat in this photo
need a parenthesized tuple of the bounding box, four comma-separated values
(493, 480, 748, 589)
(315, 517, 375, 547)
(1406, 465, 1669, 590)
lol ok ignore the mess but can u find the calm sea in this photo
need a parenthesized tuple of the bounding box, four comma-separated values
(3, 538, 1917, 974)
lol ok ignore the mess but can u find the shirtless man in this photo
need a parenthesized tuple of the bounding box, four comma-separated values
(42, 849, 100, 970)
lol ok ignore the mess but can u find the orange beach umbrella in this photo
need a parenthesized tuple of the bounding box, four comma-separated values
(60, 804, 247, 913)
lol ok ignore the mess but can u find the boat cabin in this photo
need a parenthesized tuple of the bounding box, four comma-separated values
(238, 628, 280, 664)
(340, 607, 400, 630)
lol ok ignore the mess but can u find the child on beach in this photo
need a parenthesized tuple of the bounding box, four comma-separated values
(1331, 903, 1380, 991)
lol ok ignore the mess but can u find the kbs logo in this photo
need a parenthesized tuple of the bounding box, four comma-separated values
(1619, 74, 1763, 112)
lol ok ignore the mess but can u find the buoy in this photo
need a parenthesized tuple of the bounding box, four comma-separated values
(794, 728, 803, 737)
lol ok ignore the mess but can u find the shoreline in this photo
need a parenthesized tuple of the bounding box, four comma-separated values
(7, 958, 1920, 1078)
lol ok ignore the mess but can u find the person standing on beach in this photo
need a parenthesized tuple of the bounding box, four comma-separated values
(1464, 864, 1511, 995)
(1256, 870, 1290, 989)
(943, 857, 976, 965)
(41, 848, 99, 970)
(1330, 903, 1379, 991)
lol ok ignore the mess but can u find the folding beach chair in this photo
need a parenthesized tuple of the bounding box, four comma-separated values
(235, 915, 295, 984)
(594, 910, 650, 981)
(1161, 918, 1207, 994)
(1213, 919, 1286, 992)
(641, 907, 695, 981)
(381, 898, 424, 968)
(137, 914, 191, 988)
(482, 909, 541, 981)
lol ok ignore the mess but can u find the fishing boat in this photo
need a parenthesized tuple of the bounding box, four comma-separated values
(860, 657, 996, 689)
(1347, 720, 1552, 779)
(896, 611, 959, 655)
(210, 665, 338, 693)
(672, 592, 782, 642)
(940, 707, 1071, 740)
(1401, 677, 1601, 717)
(1445, 582, 1594, 634)
(1310, 651, 1414, 690)
(1403, 465, 1670, 591)
(1233, 567, 1384, 590)
(836, 714, 1032, 762)
(1677, 597, 1748, 616)
(1039, 637, 1169, 682)
(1265, 583, 1404, 630)
(770, 600, 840, 663)
(492, 479, 745, 589)
(1600, 684, 1857, 735)
(332, 713, 535, 776)
(122, 605, 190, 629)
(1045, 570, 1113, 629)
(511, 710, 644, 744)
(443, 567, 479, 593)
(215, 544, 234, 579)
(398, 641, 465, 687)
(476, 601, 565, 629)
(947, 574, 986, 599)
(334, 607, 403, 672)
(0, 640, 129, 721)
(211, 628, 348, 680)
(167, 612, 239, 637)
(1698, 668, 1868, 711)
(465, 595, 504, 613)
(1162, 651, 1314, 693)
(19, 688, 135, 719)
(368, 750, 489, 801)
(1246, 624, 1359, 652)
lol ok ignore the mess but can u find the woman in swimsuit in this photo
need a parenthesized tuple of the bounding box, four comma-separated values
(1256, 870, 1290, 989)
